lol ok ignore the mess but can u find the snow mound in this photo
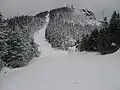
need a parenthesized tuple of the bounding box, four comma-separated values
(0, 49, 120, 90)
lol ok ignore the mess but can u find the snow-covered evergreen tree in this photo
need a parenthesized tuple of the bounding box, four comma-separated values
(0, 13, 45, 68)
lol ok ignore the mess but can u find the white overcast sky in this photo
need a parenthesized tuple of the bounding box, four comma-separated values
(0, 0, 120, 20)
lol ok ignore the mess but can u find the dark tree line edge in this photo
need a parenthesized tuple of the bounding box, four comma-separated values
(77, 11, 120, 55)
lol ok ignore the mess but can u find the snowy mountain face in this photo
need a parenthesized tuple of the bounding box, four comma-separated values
(45, 6, 101, 50)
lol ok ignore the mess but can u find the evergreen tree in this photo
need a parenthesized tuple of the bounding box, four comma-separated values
(78, 14, 119, 55)
(109, 11, 118, 35)
(0, 12, 3, 25)
(79, 34, 90, 51)
(114, 13, 120, 45)
(0, 13, 41, 69)
(0, 29, 8, 58)
(103, 17, 109, 30)
(1, 27, 39, 68)
(108, 11, 120, 46)
(1, 28, 25, 68)
(0, 58, 4, 71)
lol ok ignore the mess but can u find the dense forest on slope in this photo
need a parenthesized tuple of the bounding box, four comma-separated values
(77, 11, 120, 55)
(45, 6, 100, 50)
(0, 12, 46, 70)
(45, 6, 120, 55)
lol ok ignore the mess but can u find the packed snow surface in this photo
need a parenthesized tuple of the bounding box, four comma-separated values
(0, 14, 120, 90)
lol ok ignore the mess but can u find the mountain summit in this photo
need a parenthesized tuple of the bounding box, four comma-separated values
(45, 6, 101, 50)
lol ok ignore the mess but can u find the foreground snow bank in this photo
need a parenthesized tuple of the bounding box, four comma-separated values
(0, 50, 120, 90)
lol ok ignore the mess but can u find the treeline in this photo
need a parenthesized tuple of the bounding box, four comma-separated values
(77, 11, 120, 55)
(0, 12, 44, 70)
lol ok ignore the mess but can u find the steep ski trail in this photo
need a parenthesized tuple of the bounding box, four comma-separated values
(34, 13, 68, 57)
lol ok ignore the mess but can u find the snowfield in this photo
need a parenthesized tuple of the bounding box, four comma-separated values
(0, 14, 120, 90)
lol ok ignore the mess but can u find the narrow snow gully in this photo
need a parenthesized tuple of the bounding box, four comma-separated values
(34, 13, 68, 57)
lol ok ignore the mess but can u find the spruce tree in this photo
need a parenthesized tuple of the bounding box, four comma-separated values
(115, 13, 120, 45)
(108, 11, 120, 46)
(0, 12, 3, 25)
(79, 34, 90, 51)
(0, 58, 4, 71)
(1, 29, 26, 68)
(109, 11, 118, 35)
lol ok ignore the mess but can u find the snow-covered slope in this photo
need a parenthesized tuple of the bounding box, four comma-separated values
(0, 13, 120, 90)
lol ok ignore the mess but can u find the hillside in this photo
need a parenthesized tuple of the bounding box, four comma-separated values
(45, 6, 101, 50)
(0, 14, 120, 90)
(0, 13, 47, 69)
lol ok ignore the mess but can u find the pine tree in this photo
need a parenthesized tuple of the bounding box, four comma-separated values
(0, 29, 8, 58)
(79, 34, 90, 51)
(109, 11, 118, 35)
(0, 12, 3, 25)
(0, 17, 8, 70)
(89, 28, 99, 51)
(108, 11, 120, 46)
(96, 14, 119, 54)
(77, 11, 120, 55)
(0, 58, 4, 71)
(114, 13, 120, 45)
(1, 29, 25, 68)
(0, 13, 41, 69)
